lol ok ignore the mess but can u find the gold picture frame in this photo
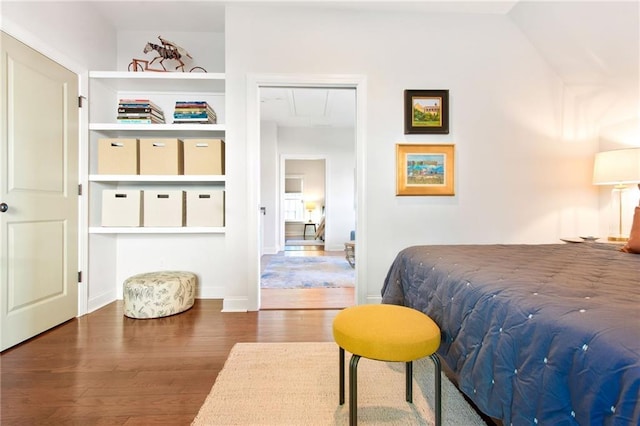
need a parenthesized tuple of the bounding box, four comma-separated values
(396, 144, 455, 196)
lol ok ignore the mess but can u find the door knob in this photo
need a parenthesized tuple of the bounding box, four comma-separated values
(0, 203, 7, 213)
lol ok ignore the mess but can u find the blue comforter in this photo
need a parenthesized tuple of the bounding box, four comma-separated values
(381, 243, 640, 425)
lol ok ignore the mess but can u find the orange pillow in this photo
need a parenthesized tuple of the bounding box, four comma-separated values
(621, 206, 640, 253)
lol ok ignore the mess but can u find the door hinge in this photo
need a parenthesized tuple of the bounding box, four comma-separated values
(78, 271, 82, 283)
(78, 95, 86, 108)
(78, 184, 82, 195)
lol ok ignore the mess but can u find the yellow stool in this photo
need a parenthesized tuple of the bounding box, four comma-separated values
(332, 304, 442, 426)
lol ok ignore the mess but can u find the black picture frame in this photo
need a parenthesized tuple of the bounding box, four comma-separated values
(404, 89, 449, 134)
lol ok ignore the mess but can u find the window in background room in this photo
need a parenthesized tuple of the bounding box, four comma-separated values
(284, 176, 304, 221)
(283, 194, 304, 221)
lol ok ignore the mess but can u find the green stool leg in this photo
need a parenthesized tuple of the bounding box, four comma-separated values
(406, 361, 413, 402)
(349, 354, 361, 426)
(338, 348, 440, 426)
(430, 354, 442, 426)
(339, 347, 345, 405)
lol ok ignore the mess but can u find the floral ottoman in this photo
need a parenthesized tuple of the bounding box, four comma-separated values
(123, 271, 196, 319)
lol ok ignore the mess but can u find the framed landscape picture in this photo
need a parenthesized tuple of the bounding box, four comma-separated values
(396, 144, 455, 196)
(404, 89, 449, 134)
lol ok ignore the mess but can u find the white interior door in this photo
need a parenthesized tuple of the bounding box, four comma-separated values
(0, 31, 79, 351)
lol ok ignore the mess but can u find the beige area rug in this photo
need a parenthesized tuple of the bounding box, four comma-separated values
(192, 342, 485, 425)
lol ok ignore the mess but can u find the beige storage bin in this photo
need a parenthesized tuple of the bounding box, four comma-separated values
(139, 138, 183, 175)
(144, 190, 185, 227)
(101, 190, 142, 227)
(183, 139, 225, 175)
(97, 138, 138, 175)
(186, 190, 225, 227)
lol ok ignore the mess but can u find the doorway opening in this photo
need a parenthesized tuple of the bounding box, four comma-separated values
(246, 74, 367, 312)
(282, 158, 326, 251)
(258, 86, 357, 310)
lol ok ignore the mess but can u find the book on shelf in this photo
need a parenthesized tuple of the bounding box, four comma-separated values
(173, 100, 216, 124)
(119, 98, 163, 111)
(117, 113, 163, 119)
(118, 98, 165, 123)
(117, 110, 164, 120)
(116, 119, 164, 124)
(173, 112, 209, 119)
(175, 101, 208, 106)
(173, 118, 216, 124)
(118, 107, 152, 113)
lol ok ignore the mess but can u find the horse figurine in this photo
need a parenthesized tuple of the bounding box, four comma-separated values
(143, 36, 193, 71)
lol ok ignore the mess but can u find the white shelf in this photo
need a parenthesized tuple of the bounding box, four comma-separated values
(89, 123, 225, 132)
(89, 71, 225, 79)
(88, 71, 225, 92)
(89, 226, 225, 234)
(89, 174, 225, 183)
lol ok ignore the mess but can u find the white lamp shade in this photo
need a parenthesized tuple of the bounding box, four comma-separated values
(593, 148, 640, 185)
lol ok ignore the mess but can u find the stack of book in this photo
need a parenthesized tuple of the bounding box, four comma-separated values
(173, 101, 217, 124)
(117, 99, 165, 124)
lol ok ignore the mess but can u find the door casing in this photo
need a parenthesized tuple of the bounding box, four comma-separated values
(245, 73, 368, 312)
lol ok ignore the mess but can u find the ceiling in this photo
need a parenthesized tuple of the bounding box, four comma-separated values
(89, 1, 518, 32)
(260, 87, 356, 128)
(89, 1, 226, 32)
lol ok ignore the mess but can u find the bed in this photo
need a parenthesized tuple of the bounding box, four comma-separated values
(381, 243, 640, 425)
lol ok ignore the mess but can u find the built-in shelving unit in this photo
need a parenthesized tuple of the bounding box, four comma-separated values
(88, 71, 226, 233)
(86, 70, 227, 307)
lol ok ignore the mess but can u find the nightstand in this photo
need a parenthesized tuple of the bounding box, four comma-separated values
(303, 223, 317, 240)
(344, 241, 355, 268)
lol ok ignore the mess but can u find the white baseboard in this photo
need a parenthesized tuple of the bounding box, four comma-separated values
(222, 297, 248, 312)
(365, 295, 382, 304)
(87, 290, 118, 314)
(262, 246, 279, 255)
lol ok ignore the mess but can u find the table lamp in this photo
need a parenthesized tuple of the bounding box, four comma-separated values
(304, 201, 316, 223)
(593, 147, 640, 241)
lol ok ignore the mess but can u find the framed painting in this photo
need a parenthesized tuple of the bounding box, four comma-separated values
(396, 144, 455, 196)
(404, 89, 449, 134)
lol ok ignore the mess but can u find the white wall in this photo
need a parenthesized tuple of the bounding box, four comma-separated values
(509, 1, 639, 134)
(509, 1, 640, 239)
(1, 1, 116, 72)
(278, 128, 356, 250)
(225, 5, 603, 307)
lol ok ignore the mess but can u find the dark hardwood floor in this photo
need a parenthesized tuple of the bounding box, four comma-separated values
(1, 302, 496, 426)
(0, 300, 339, 425)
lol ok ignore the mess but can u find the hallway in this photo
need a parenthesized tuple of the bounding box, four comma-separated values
(260, 241, 355, 310)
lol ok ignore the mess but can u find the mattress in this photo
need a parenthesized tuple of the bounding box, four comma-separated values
(381, 243, 640, 425)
